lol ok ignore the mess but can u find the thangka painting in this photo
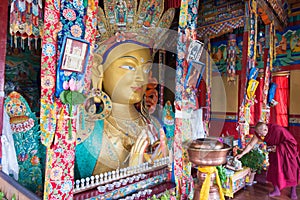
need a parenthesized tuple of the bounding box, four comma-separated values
(211, 16, 300, 73)
(211, 33, 246, 73)
(5, 43, 41, 115)
(273, 18, 300, 68)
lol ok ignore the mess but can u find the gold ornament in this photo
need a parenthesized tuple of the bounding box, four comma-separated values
(94, 0, 175, 64)
(83, 89, 112, 121)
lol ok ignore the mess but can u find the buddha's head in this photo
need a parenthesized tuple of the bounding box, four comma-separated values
(101, 43, 152, 104)
(90, 0, 175, 106)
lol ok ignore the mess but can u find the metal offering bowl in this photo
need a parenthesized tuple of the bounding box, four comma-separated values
(187, 138, 231, 166)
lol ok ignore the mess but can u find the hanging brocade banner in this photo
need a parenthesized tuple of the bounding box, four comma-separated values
(174, 0, 199, 199)
(205, 38, 211, 134)
(238, 0, 258, 147)
(260, 23, 274, 123)
(41, 0, 99, 199)
(226, 34, 238, 82)
(9, 0, 44, 49)
(247, 0, 258, 66)
(159, 50, 166, 117)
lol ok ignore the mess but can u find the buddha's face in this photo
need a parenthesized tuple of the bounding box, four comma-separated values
(102, 44, 152, 104)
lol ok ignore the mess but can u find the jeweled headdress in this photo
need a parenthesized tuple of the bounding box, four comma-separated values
(94, 0, 175, 63)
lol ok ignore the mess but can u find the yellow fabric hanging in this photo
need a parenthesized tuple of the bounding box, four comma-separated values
(247, 79, 259, 99)
(89, 0, 95, 11)
(198, 166, 225, 200)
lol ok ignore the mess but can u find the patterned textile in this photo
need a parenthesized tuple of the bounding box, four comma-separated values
(9, 0, 43, 49)
(226, 34, 238, 82)
(40, 0, 60, 148)
(54, 0, 88, 97)
(261, 24, 275, 123)
(4, 91, 44, 196)
(174, 0, 199, 199)
(41, 0, 99, 199)
(238, 0, 258, 147)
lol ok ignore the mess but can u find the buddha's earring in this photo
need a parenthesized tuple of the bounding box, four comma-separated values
(140, 95, 150, 120)
(84, 89, 112, 121)
(84, 62, 112, 120)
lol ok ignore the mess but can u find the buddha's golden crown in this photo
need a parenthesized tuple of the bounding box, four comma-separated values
(94, 0, 175, 62)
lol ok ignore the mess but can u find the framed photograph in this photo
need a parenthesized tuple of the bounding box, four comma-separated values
(59, 36, 90, 73)
(187, 39, 204, 62)
(184, 60, 205, 89)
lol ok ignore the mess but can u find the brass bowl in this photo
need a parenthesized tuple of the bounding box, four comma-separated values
(187, 138, 231, 166)
(189, 138, 224, 150)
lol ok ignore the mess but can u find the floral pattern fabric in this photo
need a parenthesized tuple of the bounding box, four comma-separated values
(41, 0, 98, 199)
(4, 92, 44, 196)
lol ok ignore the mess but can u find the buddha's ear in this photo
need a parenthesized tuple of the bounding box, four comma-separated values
(91, 54, 104, 90)
(93, 54, 103, 66)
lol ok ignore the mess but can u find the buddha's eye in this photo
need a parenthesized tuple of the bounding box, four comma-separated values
(119, 65, 136, 71)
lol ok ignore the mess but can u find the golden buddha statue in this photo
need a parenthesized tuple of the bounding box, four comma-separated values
(75, 0, 174, 179)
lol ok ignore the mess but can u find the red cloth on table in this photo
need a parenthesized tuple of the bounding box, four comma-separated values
(260, 124, 300, 190)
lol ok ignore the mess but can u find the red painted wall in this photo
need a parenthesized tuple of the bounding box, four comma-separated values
(0, 0, 9, 160)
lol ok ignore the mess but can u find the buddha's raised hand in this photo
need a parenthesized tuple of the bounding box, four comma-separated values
(129, 129, 149, 167)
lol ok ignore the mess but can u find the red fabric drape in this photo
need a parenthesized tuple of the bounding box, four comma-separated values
(250, 77, 264, 125)
(270, 75, 289, 127)
(165, 0, 181, 9)
(198, 79, 207, 107)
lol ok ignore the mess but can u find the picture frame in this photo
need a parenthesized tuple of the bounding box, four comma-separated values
(59, 36, 90, 73)
(187, 39, 204, 62)
(184, 60, 205, 89)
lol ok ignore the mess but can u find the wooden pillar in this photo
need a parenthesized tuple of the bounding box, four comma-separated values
(0, 0, 9, 160)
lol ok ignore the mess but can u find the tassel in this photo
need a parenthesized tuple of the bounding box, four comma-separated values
(14, 36, 17, 48)
(83, 0, 88, 8)
(89, 0, 95, 11)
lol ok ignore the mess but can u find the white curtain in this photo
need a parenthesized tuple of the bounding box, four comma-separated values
(1, 110, 19, 180)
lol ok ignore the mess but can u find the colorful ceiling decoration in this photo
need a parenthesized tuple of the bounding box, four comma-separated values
(197, 0, 289, 39)
(257, 0, 288, 31)
(197, 16, 244, 39)
(9, 0, 44, 49)
(197, 0, 245, 39)
(266, 0, 288, 25)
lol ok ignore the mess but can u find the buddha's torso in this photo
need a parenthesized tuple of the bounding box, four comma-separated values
(92, 117, 147, 174)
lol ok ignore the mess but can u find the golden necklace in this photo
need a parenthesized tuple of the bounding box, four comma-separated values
(105, 115, 148, 151)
